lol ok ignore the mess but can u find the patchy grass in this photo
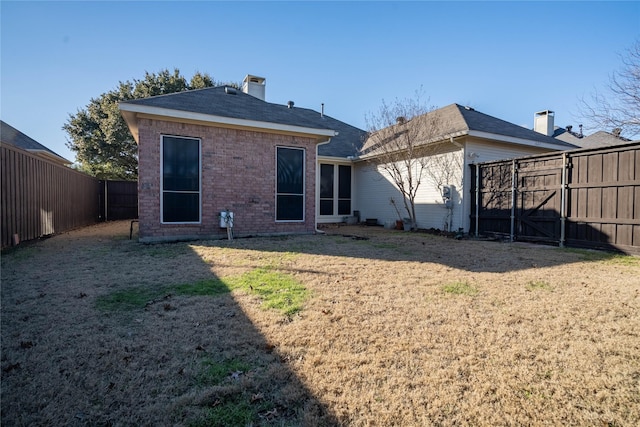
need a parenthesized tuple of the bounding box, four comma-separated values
(225, 268, 308, 316)
(96, 270, 307, 316)
(564, 247, 640, 265)
(525, 280, 553, 292)
(199, 357, 252, 385)
(95, 278, 229, 311)
(442, 281, 479, 296)
(2, 221, 639, 427)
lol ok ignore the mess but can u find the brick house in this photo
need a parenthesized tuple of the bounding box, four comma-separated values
(120, 74, 577, 242)
(120, 75, 365, 242)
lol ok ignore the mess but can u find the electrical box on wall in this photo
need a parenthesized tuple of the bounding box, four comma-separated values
(442, 186, 451, 199)
(220, 211, 234, 228)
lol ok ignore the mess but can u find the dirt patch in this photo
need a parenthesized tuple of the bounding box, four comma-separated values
(2, 221, 639, 426)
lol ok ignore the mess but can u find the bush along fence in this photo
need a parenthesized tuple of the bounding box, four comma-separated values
(470, 142, 640, 254)
(1, 143, 137, 248)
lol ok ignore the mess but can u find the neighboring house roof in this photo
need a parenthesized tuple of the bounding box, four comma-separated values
(361, 103, 578, 157)
(0, 120, 71, 165)
(553, 125, 633, 149)
(119, 86, 366, 156)
(572, 130, 631, 149)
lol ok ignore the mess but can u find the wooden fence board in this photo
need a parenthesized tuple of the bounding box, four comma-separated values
(470, 142, 640, 254)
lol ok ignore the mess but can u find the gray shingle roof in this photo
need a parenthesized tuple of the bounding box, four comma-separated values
(361, 104, 578, 156)
(121, 86, 366, 158)
(0, 120, 70, 164)
(449, 104, 578, 148)
(122, 89, 577, 161)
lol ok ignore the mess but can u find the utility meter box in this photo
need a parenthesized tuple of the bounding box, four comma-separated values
(442, 186, 451, 199)
(220, 211, 234, 228)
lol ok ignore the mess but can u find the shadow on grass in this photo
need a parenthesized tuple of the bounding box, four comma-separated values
(0, 227, 340, 426)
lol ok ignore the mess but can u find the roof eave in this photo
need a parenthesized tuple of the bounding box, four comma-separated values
(467, 130, 576, 150)
(119, 103, 338, 142)
(357, 129, 468, 160)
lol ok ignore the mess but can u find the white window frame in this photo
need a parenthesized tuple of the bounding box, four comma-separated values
(160, 135, 202, 224)
(318, 162, 352, 218)
(275, 146, 306, 222)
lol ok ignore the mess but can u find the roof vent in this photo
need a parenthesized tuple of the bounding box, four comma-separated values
(396, 116, 406, 124)
(287, 100, 295, 109)
(464, 106, 475, 111)
(225, 87, 237, 95)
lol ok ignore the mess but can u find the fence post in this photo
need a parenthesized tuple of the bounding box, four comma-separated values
(559, 152, 568, 248)
(104, 180, 108, 221)
(475, 164, 480, 237)
(510, 159, 517, 242)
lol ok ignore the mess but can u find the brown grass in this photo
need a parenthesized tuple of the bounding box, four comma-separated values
(2, 221, 639, 426)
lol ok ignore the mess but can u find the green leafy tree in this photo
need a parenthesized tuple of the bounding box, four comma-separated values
(64, 68, 233, 179)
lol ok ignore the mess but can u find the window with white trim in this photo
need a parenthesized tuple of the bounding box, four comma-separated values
(161, 135, 201, 223)
(276, 147, 305, 221)
(319, 163, 352, 216)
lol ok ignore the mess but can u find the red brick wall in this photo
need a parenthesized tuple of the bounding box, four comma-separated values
(137, 118, 319, 242)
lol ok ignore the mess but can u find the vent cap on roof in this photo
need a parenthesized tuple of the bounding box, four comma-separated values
(242, 75, 266, 101)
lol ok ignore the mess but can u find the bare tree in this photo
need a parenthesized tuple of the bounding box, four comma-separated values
(360, 91, 449, 229)
(578, 39, 640, 139)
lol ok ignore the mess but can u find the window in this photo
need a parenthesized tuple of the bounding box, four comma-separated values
(319, 163, 352, 216)
(276, 147, 305, 221)
(338, 165, 351, 215)
(320, 164, 334, 215)
(161, 136, 200, 223)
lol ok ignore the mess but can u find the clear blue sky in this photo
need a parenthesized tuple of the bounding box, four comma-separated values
(2, 1, 639, 163)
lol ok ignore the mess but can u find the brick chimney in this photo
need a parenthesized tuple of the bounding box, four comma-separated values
(242, 75, 266, 101)
(534, 110, 555, 136)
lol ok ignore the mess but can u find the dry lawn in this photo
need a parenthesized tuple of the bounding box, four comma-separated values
(1, 221, 639, 426)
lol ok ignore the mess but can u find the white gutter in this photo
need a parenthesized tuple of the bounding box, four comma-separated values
(467, 130, 569, 151)
(314, 137, 334, 234)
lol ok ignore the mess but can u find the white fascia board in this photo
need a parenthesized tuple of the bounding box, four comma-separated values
(119, 103, 338, 139)
(356, 130, 469, 161)
(468, 130, 566, 151)
(317, 155, 354, 164)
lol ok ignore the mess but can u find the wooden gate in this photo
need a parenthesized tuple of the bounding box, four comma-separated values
(98, 180, 138, 221)
(470, 143, 640, 254)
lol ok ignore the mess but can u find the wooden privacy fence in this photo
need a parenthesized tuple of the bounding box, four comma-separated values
(470, 142, 640, 254)
(1, 143, 101, 248)
(1, 143, 138, 248)
(98, 180, 138, 221)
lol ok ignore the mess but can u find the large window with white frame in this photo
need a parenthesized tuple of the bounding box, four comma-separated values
(161, 135, 201, 223)
(276, 146, 305, 221)
(319, 163, 352, 216)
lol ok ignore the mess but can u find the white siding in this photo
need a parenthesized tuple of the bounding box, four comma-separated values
(354, 146, 465, 231)
(354, 137, 561, 232)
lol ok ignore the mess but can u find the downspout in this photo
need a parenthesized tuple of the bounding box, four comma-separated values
(450, 137, 464, 231)
(475, 164, 480, 237)
(559, 152, 568, 247)
(315, 134, 337, 234)
(510, 159, 517, 242)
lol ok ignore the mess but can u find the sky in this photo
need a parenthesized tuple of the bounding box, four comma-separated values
(1, 1, 639, 163)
